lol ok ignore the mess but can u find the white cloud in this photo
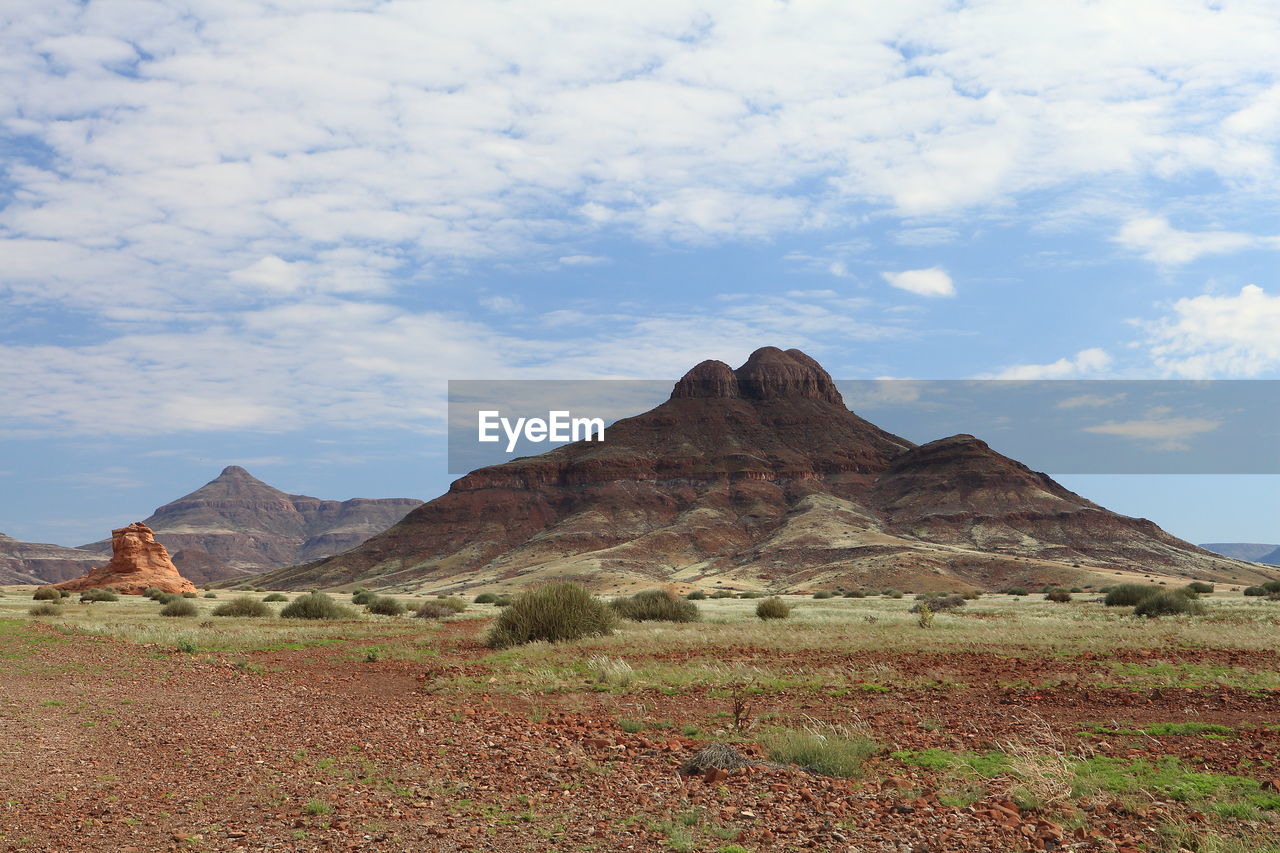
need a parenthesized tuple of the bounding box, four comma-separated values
(1146, 284, 1280, 377)
(1083, 414, 1221, 452)
(479, 295, 522, 314)
(557, 255, 609, 267)
(992, 348, 1112, 380)
(1057, 393, 1126, 409)
(1114, 216, 1277, 265)
(880, 267, 955, 298)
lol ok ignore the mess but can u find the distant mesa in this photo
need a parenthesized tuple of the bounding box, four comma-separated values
(0, 533, 101, 585)
(253, 346, 1278, 594)
(1199, 543, 1280, 566)
(53, 522, 196, 595)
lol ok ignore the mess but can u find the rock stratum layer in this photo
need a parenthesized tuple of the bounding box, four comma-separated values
(54, 522, 196, 595)
(80, 467, 422, 582)
(0, 534, 102, 585)
(254, 347, 1274, 594)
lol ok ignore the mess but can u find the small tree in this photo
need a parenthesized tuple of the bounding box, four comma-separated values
(755, 597, 790, 620)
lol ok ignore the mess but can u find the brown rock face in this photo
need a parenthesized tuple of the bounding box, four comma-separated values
(55, 523, 196, 595)
(253, 347, 1274, 593)
(0, 533, 101, 585)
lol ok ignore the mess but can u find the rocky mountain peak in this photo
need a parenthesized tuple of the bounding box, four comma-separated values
(669, 347, 844, 405)
(219, 465, 252, 478)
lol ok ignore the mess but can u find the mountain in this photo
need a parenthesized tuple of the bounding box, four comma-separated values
(0, 533, 102, 585)
(1199, 543, 1280, 565)
(81, 467, 422, 582)
(252, 347, 1274, 593)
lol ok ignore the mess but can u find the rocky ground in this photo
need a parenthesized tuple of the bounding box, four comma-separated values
(1, 596, 1278, 852)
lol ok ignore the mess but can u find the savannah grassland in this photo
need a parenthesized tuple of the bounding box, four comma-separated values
(0, 587, 1278, 852)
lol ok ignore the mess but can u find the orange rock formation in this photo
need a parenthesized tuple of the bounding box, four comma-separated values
(54, 522, 197, 595)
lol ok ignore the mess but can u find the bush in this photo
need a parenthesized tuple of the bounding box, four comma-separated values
(434, 597, 467, 613)
(414, 602, 456, 619)
(366, 595, 406, 616)
(709, 590, 735, 599)
(1185, 582, 1215, 594)
(155, 592, 182, 605)
(204, 592, 218, 599)
(1104, 583, 1161, 607)
(33, 587, 63, 600)
(1001, 587, 1029, 596)
(910, 594, 965, 613)
(143, 587, 164, 600)
(610, 589, 701, 623)
(262, 593, 287, 602)
(492, 594, 513, 607)
(884, 589, 903, 599)
(160, 599, 198, 617)
(212, 595, 273, 618)
(473, 592, 498, 604)
(1045, 590, 1073, 603)
(1134, 591, 1206, 618)
(28, 603, 63, 617)
(685, 590, 707, 600)
(738, 591, 764, 599)
(80, 588, 119, 602)
(843, 590, 866, 598)
(812, 591, 834, 599)
(351, 589, 376, 605)
(486, 582, 615, 649)
(1243, 586, 1266, 596)
(756, 597, 790, 620)
(765, 728, 880, 778)
(281, 592, 353, 620)
(961, 589, 982, 600)
(182, 591, 197, 598)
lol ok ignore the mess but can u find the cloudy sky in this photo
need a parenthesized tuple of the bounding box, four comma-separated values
(2, 0, 1278, 546)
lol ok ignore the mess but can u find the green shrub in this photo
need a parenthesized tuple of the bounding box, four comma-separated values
(843, 589, 867, 598)
(738, 591, 764, 599)
(28, 603, 63, 617)
(1135, 592, 1206, 618)
(351, 589, 377, 605)
(910, 594, 964, 613)
(160, 599, 198, 617)
(212, 595, 273, 618)
(32, 587, 61, 600)
(493, 594, 513, 607)
(486, 582, 616, 649)
(143, 587, 164, 600)
(204, 592, 218, 599)
(366, 596, 406, 616)
(1185, 582, 1215, 594)
(1243, 586, 1266, 596)
(181, 591, 197, 598)
(1045, 590, 1072, 603)
(434, 597, 467, 613)
(473, 592, 498, 604)
(765, 729, 880, 778)
(1104, 583, 1161, 607)
(812, 591, 834, 599)
(280, 592, 352, 620)
(1263, 580, 1280, 594)
(708, 590, 734, 599)
(755, 597, 790, 620)
(1069, 587, 1084, 593)
(610, 589, 701, 623)
(961, 589, 982, 600)
(262, 593, 287, 602)
(884, 589, 903, 599)
(1001, 587, 1029, 596)
(80, 588, 119, 602)
(685, 590, 707, 600)
(414, 602, 455, 619)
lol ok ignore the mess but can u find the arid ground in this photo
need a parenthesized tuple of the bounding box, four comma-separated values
(1, 589, 1278, 852)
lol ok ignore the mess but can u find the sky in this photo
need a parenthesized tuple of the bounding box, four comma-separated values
(1, 0, 1278, 548)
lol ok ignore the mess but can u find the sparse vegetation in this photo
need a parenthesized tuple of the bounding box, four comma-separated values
(1135, 591, 1206, 618)
(160, 599, 198, 617)
(281, 592, 353, 620)
(486, 582, 616, 649)
(765, 727, 880, 778)
(434, 597, 468, 613)
(610, 589, 700, 623)
(1104, 583, 1161, 606)
(910, 594, 964, 613)
(365, 596, 406, 616)
(755, 597, 789, 620)
(587, 655, 635, 687)
(212, 596, 273, 618)
(28, 603, 63, 617)
(413, 602, 456, 619)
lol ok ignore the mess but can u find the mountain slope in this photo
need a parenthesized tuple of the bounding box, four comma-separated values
(0, 533, 102, 585)
(253, 347, 1273, 593)
(1199, 543, 1280, 565)
(81, 467, 422, 581)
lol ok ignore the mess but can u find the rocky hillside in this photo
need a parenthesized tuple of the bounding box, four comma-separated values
(80, 467, 422, 581)
(0, 533, 102, 585)
(253, 347, 1273, 594)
